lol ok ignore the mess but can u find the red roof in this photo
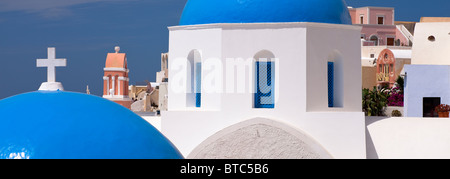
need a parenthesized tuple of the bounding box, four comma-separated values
(105, 53, 127, 68)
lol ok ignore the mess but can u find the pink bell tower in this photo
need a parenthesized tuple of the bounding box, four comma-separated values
(103, 46, 132, 109)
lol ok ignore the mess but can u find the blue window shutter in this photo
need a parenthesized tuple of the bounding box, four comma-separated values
(328, 62, 334, 108)
(255, 61, 274, 108)
(196, 62, 201, 108)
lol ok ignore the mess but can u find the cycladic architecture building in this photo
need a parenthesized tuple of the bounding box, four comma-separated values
(103, 46, 133, 109)
(162, 0, 366, 159)
(404, 18, 450, 117)
(349, 6, 413, 47)
(349, 6, 413, 89)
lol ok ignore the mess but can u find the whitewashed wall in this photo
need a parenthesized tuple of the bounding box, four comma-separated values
(411, 22, 450, 65)
(164, 22, 365, 159)
(306, 24, 362, 112)
(367, 117, 450, 159)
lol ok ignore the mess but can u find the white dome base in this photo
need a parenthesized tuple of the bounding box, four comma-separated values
(38, 82, 64, 91)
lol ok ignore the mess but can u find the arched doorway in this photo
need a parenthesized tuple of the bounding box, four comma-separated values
(369, 35, 379, 46)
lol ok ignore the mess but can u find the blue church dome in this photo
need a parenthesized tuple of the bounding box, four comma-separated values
(179, 0, 352, 26)
(0, 91, 183, 159)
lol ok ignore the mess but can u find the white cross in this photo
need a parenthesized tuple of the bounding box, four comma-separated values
(37, 47, 66, 83)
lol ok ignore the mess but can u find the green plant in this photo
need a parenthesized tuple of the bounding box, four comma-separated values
(396, 76, 404, 92)
(391, 110, 402, 117)
(362, 87, 389, 116)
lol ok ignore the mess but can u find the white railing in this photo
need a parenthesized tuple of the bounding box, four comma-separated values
(396, 25, 414, 44)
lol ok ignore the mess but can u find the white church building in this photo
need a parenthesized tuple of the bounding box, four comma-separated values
(162, 0, 366, 159)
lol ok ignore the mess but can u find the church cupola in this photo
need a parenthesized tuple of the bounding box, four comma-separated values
(0, 47, 183, 159)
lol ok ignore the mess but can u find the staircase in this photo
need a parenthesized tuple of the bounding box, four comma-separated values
(396, 25, 414, 45)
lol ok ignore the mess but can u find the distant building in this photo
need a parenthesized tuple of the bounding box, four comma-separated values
(158, 53, 169, 111)
(360, 45, 411, 89)
(376, 48, 411, 88)
(129, 82, 158, 112)
(102, 46, 132, 109)
(348, 6, 413, 46)
(349, 6, 413, 89)
(157, 53, 169, 84)
(129, 53, 169, 113)
(404, 18, 450, 117)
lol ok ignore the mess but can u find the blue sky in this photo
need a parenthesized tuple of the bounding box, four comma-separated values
(0, 0, 449, 99)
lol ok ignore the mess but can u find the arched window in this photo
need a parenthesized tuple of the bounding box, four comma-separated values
(327, 62, 334, 107)
(195, 61, 202, 108)
(187, 50, 202, 108)
(115, 75, 119, 95)
(107, 75, 112, 95)
(395, 39, 401, 46)
(328, 51, 344, 108)
(369, 35, 379, 46)
(254, 50, 275, 109)
(111, 75, 116, 96)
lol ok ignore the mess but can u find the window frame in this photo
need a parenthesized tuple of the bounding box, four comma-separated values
(377, 15, 385, 25)
(254, 61, 275, 109)
(327, 62, 335, 108)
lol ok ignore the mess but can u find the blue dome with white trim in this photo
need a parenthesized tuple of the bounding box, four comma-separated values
(179, 0, 352, 25)
(0, 91, 183, 159)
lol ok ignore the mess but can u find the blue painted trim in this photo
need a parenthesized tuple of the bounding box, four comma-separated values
(196, 93, 201, 108)
(195, 62, 202, 108)
(328, 62, 334, 108)
(255, 61, 274, 108)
